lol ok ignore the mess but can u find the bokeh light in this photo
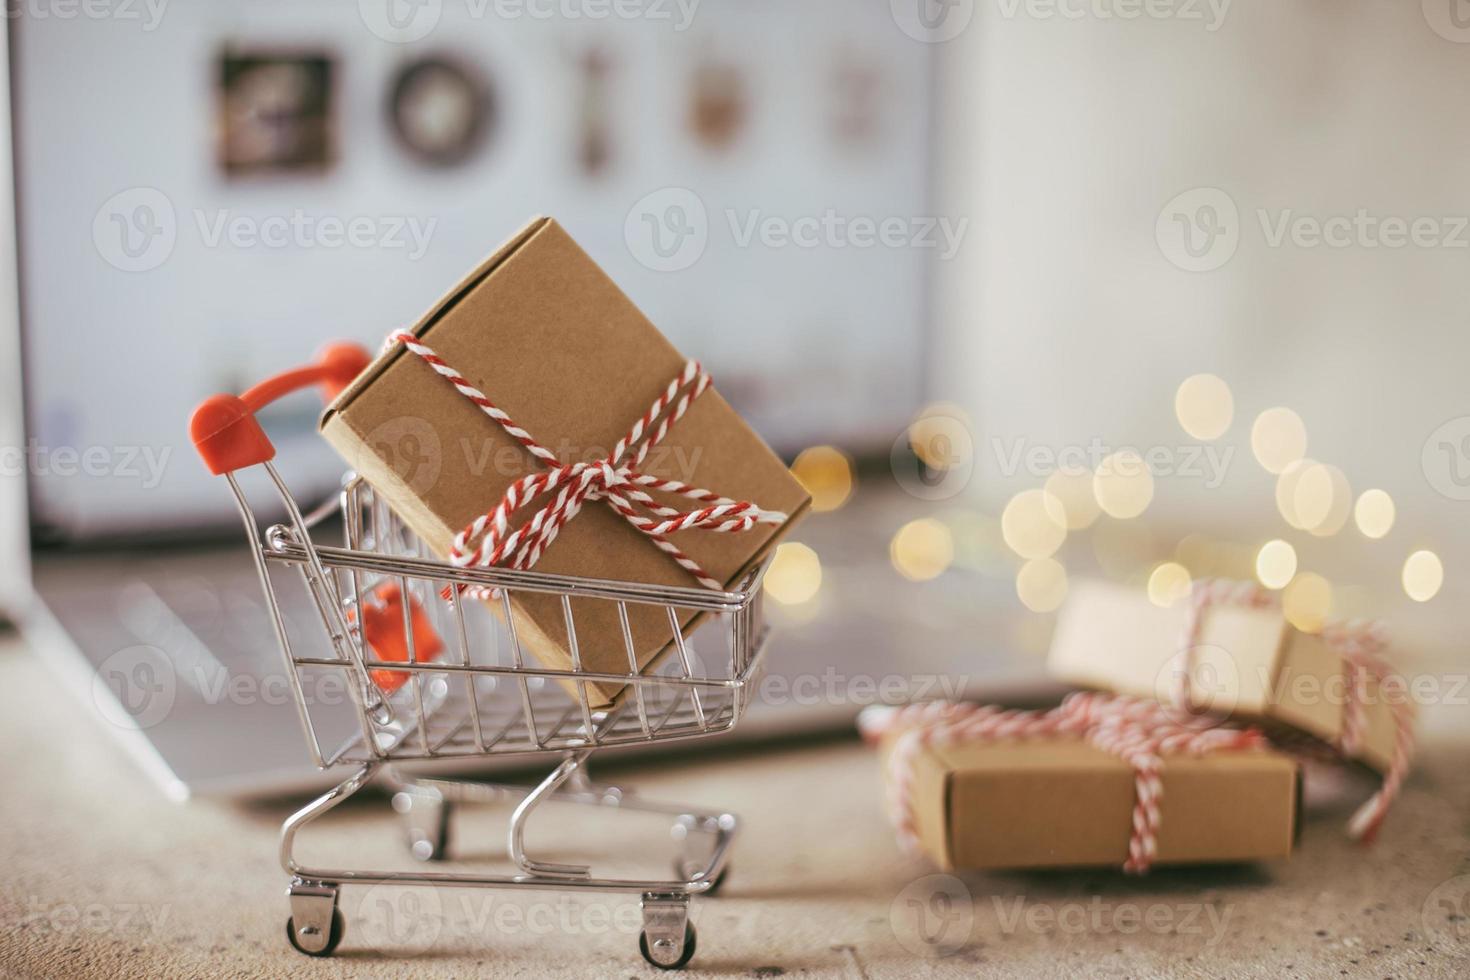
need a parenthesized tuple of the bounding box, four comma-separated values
(1043, 466, 1100, 530)
(1093, 451, 1154, 519)
(1174, 374, 1233, 441)
(1255, 539, 1297, 589)
(1146, 561, 1192, 607)
(1251, 407, 1308, 475)
(1402, 550, 1443, 602)
(764, 542, 822, 605)
(908, 402, 972, 470)
(1282, 571, 1333, 633)
(1001, 488, 1067, 559)
(1016, 558, 1069, 612)
(1353, 489, 1395, 539)
(1294, 462, 1351, 537)
(789, 445, 854, 513)
(1275, 459, 1315, 531)
(890, 518, 955, 582)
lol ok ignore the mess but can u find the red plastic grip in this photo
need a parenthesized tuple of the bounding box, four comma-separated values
(349, 582, 445, 694)
(190, 341, 372, 475)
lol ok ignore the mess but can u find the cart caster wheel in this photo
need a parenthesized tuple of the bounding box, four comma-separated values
(420, 799, 453, 861)
(398, 792, 452, 861)
(640, 921, 696, 970)
(285, 908, 345, 958)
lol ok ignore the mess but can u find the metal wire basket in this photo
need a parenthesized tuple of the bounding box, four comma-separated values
(191, 344, 773, 969)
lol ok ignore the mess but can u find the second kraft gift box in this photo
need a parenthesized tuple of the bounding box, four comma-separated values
(881, 732, 1301, 871)
(1048, 580, 1401, 773)
(320, 217, 811, 705)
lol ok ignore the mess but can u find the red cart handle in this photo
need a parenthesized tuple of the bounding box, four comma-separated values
(190, 342, 371, 475)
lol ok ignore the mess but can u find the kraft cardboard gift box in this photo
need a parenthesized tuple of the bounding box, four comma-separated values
(1048, 580, 1400, 773)
(881, 731, 1300, 871)
(320, 217, 810, 705)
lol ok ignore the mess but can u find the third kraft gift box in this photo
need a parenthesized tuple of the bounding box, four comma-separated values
(320, 217, 811, 705)
(1048, 579, 1401, 773)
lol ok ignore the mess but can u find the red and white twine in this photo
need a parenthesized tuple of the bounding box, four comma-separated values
(1173, 578, 1416, 844)
(857, 692, 1269, 875)
(384, 332, 786, 593)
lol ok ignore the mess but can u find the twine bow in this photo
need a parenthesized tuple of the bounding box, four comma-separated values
(385, 331, 786, 591)
(1173, 578, 1416, 844)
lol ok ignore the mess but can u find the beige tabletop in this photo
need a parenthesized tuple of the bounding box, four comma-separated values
(2, 630, 1468, 980)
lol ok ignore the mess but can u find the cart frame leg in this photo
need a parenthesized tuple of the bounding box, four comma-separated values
(508, 750, 594, 878)
(280, 762, 380, 877)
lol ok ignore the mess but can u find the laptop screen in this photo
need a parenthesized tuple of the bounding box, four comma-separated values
(14, 2, 931, 540)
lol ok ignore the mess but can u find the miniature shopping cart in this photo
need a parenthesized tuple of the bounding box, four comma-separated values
(189, 344, 773, 970)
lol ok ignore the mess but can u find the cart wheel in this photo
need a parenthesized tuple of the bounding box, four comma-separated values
(285, 908, 345, 957)
(675, 859, 730, 896)
(419, 799, 453, 862)
(639, 921, 696, 970)
(398, 792, 452, 862)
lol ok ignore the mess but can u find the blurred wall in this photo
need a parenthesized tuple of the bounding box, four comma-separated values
(931, 0, 1470, 637)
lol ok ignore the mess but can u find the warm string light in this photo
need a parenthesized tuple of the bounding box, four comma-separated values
(1354, 489, 1395, 539)
(790, 445, 854, 513)
(1092, 451, 1154, 519)
(765, 542, 822, 605)
(1016, 558, 1068, 612)
(1001, 489, 1066, 559)
(1402, 550, 1443, 602)
(935, 376, 1441, 613)
(1043, 466, 1100, 530)
(1251, 407, 1307, 474)
(1146, 562, 1192, 607)
(1282, 572, 1333, 633)
(1174, 374, 1234, 441)
(890, 518, 954, 582)
(1255, 539, 1297, 590)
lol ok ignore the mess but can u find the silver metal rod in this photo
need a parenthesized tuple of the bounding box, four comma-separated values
(666, 605, 707, 731)
(265, 542, 753, 611)
(500, 590, 541, 749)
(226, 474, 328, 769)
(452, 593, 487, 753)
(561, 595, 597, 744)
(617, 602, 651, 738)
(507, 752, 594, 879)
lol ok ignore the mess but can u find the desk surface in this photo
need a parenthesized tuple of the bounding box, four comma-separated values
(3, 632, 1468, 980)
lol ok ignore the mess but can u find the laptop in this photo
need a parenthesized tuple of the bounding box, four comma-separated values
(0, 6, 1051, 799)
